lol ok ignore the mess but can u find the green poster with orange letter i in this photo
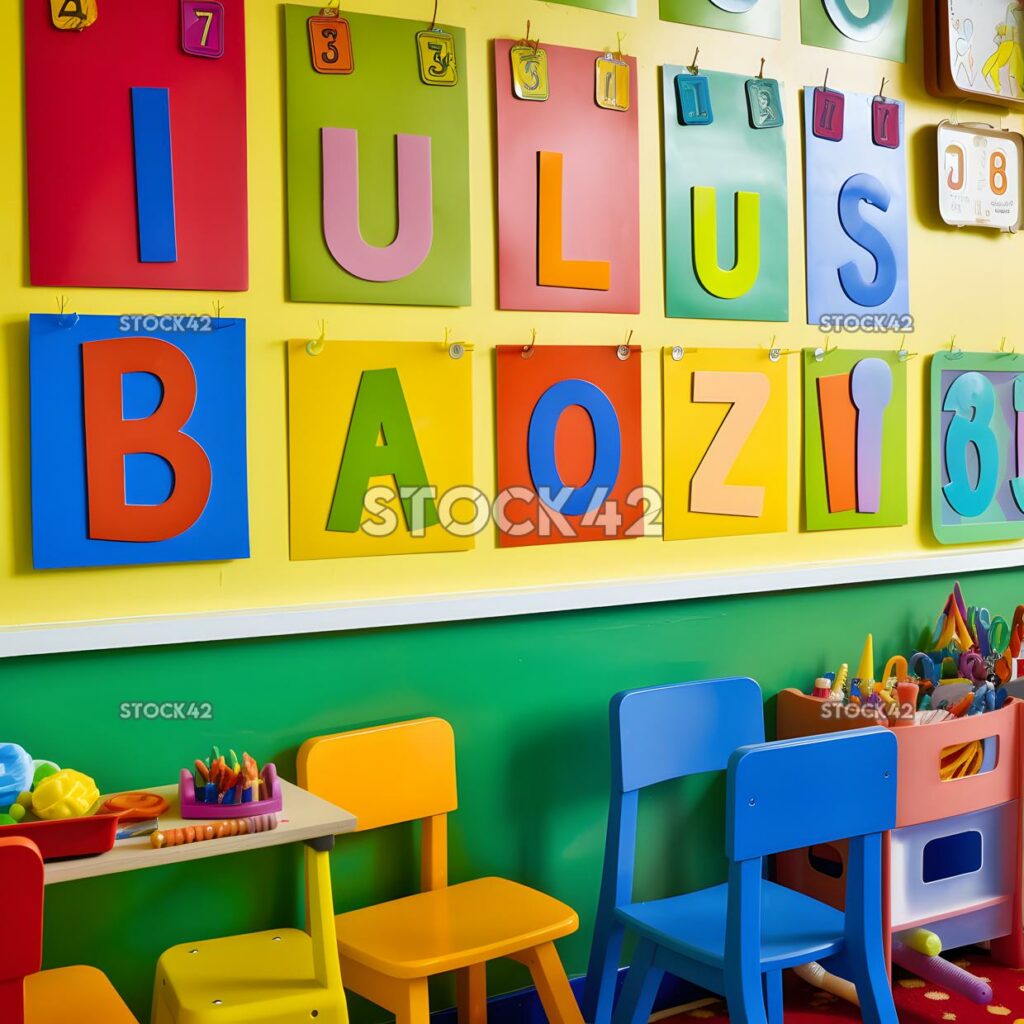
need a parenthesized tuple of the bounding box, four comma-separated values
(284, 5, 471, 306)
(662, 67, 788, 321)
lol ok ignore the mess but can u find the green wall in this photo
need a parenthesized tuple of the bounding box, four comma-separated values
(4, 568, 1021, 1021)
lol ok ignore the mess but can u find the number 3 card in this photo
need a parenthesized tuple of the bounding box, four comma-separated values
(931, 352, 1024, 543)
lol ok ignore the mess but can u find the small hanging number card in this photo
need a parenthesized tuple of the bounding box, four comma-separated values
(511, 44, 549, 101)
(50, 0, 98, 30)
(416, 28, 458, 85)
(596, 52, 630, 111)
(181, 0, 225, 58)
(308, 8, 354, 74)
(745, 77, 783, 128)
(812, 86, 844, 140)
(872, 97, 900, 148)
(675, 72, 713, 125)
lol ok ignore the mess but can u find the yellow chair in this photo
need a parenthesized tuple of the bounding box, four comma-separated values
(298, 717, 584, 1024)
(150, 841, 347, 1024)
(0, 837, 139, 1024)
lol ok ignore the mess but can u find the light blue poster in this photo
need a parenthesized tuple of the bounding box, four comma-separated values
(803, 88, 909, 327)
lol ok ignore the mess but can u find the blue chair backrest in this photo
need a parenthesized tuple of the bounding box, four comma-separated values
(726, 728, 897, 862)
(613, 678, 766, 793)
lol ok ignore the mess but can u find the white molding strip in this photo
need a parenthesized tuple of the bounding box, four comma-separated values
(2, 547, 1023, 659)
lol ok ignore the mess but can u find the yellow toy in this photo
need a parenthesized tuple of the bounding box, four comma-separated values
(31, 768, 99, 820)
(829, 663, 848, 700)
(855, 633, 875, 686)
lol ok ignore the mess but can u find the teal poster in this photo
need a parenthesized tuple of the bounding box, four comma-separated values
(661, 68, 789, 321)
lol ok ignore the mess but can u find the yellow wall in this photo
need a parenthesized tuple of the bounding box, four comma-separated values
(1, 0, 1020, 630)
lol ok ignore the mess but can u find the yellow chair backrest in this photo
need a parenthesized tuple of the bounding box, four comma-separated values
(298, 717, 458, 832)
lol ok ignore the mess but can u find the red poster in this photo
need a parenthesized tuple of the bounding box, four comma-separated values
(495, 345, 643, 547)
(494, 40, 640, 313)
(25, 0, 248, 290)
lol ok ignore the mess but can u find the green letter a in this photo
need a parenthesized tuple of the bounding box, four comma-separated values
(327, 368, 439, 533)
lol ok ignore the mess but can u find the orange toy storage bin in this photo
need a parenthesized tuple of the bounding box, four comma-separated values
(774, 689, 1024, 969)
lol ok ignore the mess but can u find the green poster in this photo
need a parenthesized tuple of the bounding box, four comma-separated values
(662, 68, 788, 321)
(547, 0, 637, 13)
(285, 6, 471, 306)
(800, 0, 907, 62)
(803, 350, 908, 532)
(660, 0, 780, 39)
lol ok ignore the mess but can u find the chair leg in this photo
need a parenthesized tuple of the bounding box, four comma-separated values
(393, 978, 431, 1024)
(611, 939, 664, 1024)
(457, 963, 488, 1024)
(510, 942, 584, 1024)
(583, 916, 626, 1024)
(853, 956, 897, 1024)
(764, 970, 783, 1024)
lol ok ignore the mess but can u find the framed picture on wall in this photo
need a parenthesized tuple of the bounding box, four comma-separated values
(925, 0, 1024, 108)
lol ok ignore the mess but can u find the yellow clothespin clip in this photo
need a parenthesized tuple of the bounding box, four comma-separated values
(896, 335, 916, 361)
(444, 326, 472, 359)
(814, 335, 837, 362)
(306, 320, 327, 356)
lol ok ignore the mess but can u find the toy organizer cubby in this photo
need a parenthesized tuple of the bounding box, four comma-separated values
(775, 689, 1024, 969)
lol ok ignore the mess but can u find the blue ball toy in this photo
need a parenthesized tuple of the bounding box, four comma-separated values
(0, 743, 33, 806)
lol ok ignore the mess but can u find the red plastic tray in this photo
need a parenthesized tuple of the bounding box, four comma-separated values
(0, 811, 121, 861)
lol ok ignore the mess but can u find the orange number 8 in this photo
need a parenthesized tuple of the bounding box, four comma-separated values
(991, 150, 1008, 196)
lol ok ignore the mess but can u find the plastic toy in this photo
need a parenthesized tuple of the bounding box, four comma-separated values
(892, 941, 992, 1003)
(101, 791, 170, 821)
(0, 742, 33, 805)
(151, 814, 279, 849)
(31, 768, 99, 820)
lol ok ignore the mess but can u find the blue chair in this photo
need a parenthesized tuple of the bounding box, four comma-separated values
(583, 680, 899, 1024)
(583, 678, 766, 1024)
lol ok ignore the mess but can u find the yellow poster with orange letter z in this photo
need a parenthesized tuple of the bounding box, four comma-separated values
(287, 340, 474, 560)
(662, 348, 788, 540)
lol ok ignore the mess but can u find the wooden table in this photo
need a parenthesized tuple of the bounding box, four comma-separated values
(44, 780, 357, 885)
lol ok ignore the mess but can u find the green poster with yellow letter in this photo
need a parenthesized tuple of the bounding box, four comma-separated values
(800, 0, 907, 62)
(284, 5, 471, 306)
(547, 0, 637, 13)
(660, 0, 781, 40)
(661, 68, 788, 321)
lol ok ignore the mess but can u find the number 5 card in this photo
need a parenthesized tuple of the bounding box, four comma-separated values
(931, 352, 1024, 544)
(662, 348, 788, 540)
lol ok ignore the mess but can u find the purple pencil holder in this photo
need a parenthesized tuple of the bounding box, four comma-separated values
(179, 762, 283, 819)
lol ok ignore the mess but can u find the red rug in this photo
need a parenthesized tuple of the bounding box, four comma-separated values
(659, 951, 1024, 1023)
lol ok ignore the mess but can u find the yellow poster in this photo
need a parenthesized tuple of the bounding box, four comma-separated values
(288, 341, 475, 560)
(663, 348, 787, 540)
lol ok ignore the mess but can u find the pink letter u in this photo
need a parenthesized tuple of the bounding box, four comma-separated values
(322, 128, 434, 282)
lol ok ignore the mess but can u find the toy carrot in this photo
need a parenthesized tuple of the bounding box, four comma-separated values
(151, 814, 278, 849)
